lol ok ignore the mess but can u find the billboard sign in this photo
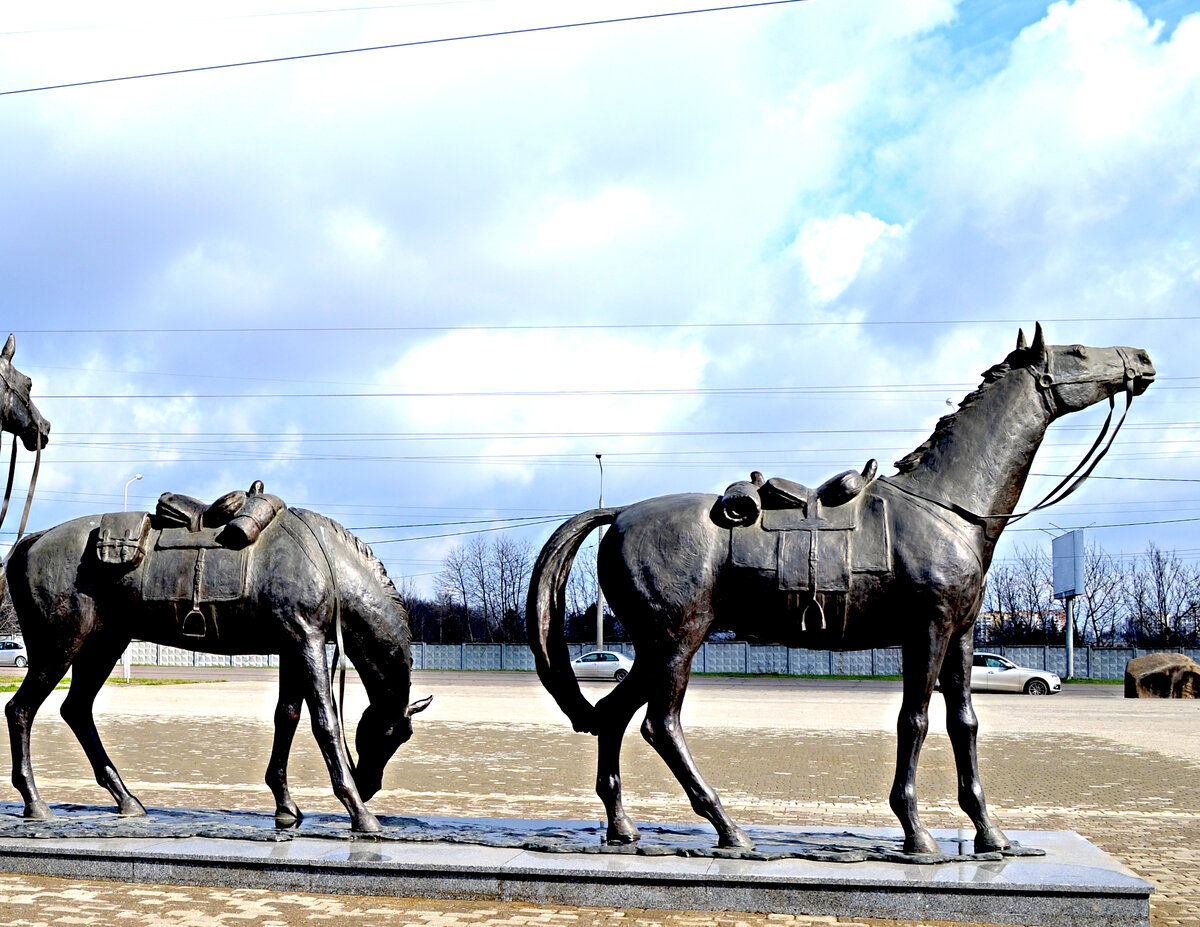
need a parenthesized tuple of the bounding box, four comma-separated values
(1052, 529, 1086, 600)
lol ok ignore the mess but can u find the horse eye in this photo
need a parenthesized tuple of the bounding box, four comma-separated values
(1070, 346, 1088, 359)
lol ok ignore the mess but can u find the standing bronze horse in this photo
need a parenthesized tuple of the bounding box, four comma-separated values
(5, 505, 429, 833)
(528, 328, 1154, 854)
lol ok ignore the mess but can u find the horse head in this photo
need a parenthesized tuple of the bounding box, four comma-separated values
(1013, 323, 1154, 417)
(0, 335, 51, 451)
(351, 693, 432, 801)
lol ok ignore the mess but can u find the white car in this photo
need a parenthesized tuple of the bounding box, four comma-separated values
(971, 652, 1061, 695)
(571, 650, 633, 682)
(0, 639, 28, 668)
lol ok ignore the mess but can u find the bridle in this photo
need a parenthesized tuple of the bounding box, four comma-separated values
(881, 346, 1141, 534)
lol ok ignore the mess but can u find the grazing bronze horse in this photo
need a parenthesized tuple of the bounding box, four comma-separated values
(5, 507, 429, 833)
(528, 328, 1155, 854)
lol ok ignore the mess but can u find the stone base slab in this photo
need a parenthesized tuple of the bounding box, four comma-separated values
(0, 807, 1152, 927)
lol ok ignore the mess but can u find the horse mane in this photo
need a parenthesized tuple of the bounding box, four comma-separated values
(295, 509, 411, 641)
(893, 348, 1034, 473)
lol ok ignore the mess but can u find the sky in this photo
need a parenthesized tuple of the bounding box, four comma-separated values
(2, 0, 1198, 598)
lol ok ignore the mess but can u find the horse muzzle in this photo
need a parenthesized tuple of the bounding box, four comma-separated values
(1123, 349, 1155, 397)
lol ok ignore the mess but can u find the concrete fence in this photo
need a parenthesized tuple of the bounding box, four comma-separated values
(121, 639, 1198, 681)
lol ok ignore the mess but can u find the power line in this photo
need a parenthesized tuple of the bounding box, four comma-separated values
(1, 0, 497, 36)
(8, 316, 1198, 333)
(1, 0, 813, 97)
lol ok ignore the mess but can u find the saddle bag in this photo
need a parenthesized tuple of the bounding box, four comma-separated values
(95, 512, 151, 568)
(223, 493, 285, 548)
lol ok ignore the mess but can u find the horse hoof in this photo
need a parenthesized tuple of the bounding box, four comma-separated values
(606, 819, 640, 845)
(24, 801, 53, 820)
(904, 830, 941, 855)
(352, 813, 383, 834)
(118, 798, 147, 817)
(275, 808, 304, 829)
(975, 827, 1011, 853)
(718, 826, 755, 850)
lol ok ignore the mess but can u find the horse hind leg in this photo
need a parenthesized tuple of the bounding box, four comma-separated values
(266, 653, 305, 828)
(59, 634, 146, 816)
(940, 629, 1010, 853)
(593, 665, 649, 844)
(640, 654, 753, 849)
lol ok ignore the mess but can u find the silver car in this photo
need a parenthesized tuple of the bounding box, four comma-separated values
(0, 639, 28, 668)
(571, 650, 633, 682)
(972, 652, 1061, 695)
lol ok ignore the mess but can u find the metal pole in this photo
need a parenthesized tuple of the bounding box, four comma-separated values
(595, 454, 605, 652)
(123, 472, 142, 511)
(121, 473, 141, 681)
(1064, 595, 1075, 680)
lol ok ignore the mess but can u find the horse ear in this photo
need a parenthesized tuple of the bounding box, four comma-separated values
(1016, 329, 1028, 351)
(1, 334, 14, 361)
(1031, 322, 1046, 360)
(406, 695, 433, 718)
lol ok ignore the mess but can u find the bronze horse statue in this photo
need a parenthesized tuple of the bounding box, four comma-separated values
(528, 328, 1155, 854)
(5, 502, 429, 833)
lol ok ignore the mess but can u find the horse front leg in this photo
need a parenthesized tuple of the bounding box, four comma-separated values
(941, 628, 1011, 853)
(59, 634, 146, 817)
(641, 653, 752, 849)
(6, 664, 70, 820)
(889, 627, 951, 855)
(266, 653, 306, 828)
(298, 637, 380, 833)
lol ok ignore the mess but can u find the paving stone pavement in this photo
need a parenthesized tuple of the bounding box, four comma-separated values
(0, 670, 1196, 927)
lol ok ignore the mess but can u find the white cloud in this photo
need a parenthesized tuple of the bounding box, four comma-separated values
(789, 212, 905, 303)
(534, 186, 655, 254)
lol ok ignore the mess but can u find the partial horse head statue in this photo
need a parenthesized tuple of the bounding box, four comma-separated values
(1009, 322, 1155, 416)
(0, 334, 51, 451)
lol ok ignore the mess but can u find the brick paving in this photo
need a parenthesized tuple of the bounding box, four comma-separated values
(0, 671, 1196, 926)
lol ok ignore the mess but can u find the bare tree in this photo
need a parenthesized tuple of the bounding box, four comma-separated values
(982, 545, 1058, 644)
(1078, 541, 1124, 645)
(434, 533, 537, 643)
(0, 587, 19, 638)
(1124, 544, 1200, 647)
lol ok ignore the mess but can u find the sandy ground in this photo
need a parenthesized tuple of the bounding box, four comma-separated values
(0, 669, 1196, 927)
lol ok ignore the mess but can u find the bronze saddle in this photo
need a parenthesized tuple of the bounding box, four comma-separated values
(94, 480, 285, 639)
(717, 460, 891, 638)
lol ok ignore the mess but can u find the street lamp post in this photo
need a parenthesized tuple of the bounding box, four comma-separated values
(121, 472, 142, 680)
(124, 473, 143, 511)
(595, 454, 605, 652)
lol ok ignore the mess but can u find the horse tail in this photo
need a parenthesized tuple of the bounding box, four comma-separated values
(526, 507, 621, 736)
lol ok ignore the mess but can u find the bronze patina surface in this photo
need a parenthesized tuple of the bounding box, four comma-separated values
(4, 497, 430, 834)
(529, 328, 1155, 856)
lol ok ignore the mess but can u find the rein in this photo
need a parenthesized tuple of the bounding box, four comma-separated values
(882, 347, 1139, 533)
(289, 511, 356, 776)
(0, 437, 41, 542)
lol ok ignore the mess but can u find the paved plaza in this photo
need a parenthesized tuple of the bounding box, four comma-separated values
(0, 669, 1196, 927)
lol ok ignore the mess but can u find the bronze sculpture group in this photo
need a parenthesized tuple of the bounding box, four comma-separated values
(0, 329, 1156, 855)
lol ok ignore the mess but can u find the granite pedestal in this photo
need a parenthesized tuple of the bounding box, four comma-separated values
(0, 806, 1152, 927)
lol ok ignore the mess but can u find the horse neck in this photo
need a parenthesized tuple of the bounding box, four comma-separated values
(894, 369, 1051, 536)
(317, 515, 413, 704)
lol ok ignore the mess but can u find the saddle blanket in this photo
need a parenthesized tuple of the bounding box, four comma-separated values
(729, 494, 892, 593)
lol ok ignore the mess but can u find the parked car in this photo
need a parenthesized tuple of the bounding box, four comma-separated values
(0, 639, 28, 668)
(571, 650, 633, 682)
(971, 652, 1061, 695)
